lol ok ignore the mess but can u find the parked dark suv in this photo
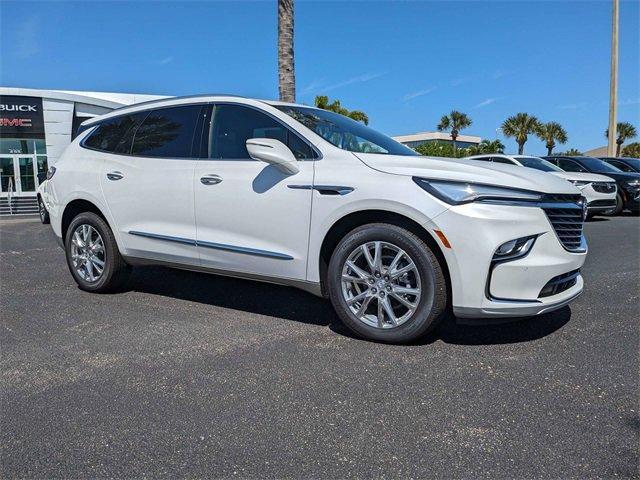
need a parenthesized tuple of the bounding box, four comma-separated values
(600, 157, 640, 173)
(543, 156, 640, 214)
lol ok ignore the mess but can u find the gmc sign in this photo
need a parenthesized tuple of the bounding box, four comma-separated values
(0, 95, 45, 139)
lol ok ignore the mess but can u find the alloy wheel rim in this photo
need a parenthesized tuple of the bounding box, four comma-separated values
(70, 224, 106, 282)
(341, 241, 423, 329)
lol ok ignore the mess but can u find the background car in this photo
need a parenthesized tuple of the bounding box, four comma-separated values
(599, 157, 640, 173)
(543, 156, 640, 214)
(464, 154, 617, 217)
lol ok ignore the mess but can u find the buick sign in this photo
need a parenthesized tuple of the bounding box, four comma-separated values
(0, 95, 45, 139)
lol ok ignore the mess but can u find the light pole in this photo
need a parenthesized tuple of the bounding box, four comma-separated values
(607, 0, 619, 157)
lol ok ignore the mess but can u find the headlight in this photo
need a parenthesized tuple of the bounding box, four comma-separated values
(570, 180, 590, 188)
(46, 166, 56, 180)
(413, 178, 543, 205)
(624, 179, 640, 189)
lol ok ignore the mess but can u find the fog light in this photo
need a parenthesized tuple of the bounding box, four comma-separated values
(492, 236, 537, 262)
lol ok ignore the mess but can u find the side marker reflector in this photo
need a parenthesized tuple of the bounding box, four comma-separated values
(434, 230, 451, 249)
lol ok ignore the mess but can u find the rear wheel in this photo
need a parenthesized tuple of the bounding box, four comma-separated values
(64, 212, 130, 292)
(327, 223, 447, 343)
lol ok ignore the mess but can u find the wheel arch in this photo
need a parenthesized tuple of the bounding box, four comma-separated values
(318, 209, 451, 299)
(61, 199, 110, 242)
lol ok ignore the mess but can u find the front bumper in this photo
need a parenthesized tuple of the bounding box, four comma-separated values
(578, 184, 616, 213)
(431, 202, 587, 319)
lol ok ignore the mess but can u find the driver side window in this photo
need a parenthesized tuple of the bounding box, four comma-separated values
(209, 104, 316, 160)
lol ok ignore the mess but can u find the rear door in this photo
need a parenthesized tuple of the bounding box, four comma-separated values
(99, 104, 206, 265)
(193, 103, 315, 280)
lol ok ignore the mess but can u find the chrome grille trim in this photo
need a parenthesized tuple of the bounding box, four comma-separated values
(540, 195, 586, 252)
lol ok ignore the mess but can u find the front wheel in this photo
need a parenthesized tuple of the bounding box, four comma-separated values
(38, 197, 49, 224)
(612, 193, 624, 215)
(64, 212, 130, 292)
(327, 223, 448, 343)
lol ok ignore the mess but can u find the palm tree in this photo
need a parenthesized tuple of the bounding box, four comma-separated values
(604, 122, 637, 156)
(278, 0, 295, 102)
(437, 111, 472, 152)
(481, 139, 505, 154)
(466, 139, 505, 156)
(560, 148, 582, 156)
(501, 113, 540, 154)
(314, 95, 369, 125)
(537, 121, 568, 155)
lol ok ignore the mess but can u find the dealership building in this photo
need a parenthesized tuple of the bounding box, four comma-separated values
(0, 87, 164, 214)
(392, 131, 481, 150)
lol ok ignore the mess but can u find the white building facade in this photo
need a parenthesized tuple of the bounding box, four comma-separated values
(392, 131, 481, 150)
(0, 87, 164, 204)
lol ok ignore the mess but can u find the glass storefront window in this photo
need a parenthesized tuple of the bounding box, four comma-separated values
(0, 138, 47, 155)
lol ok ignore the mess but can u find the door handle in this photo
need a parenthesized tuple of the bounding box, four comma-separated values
(200, 174, 223, 185)
(107, 171, 124, 181)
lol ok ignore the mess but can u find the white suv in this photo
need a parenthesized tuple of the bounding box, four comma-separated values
(46, 95, 587, 343)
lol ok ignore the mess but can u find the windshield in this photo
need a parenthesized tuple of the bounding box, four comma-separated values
(275, 106, 418, 156)
(518, 156, 563, 172)
(575, 157, 622, 173)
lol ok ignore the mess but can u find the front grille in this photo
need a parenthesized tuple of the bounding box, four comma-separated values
(541, 194, 585, 252)
(592, 182, 616, 193)
(539, 269, 580, 298)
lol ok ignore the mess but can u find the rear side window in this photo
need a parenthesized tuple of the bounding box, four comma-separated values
(131, 105, 203, 158)
(83, 113, 146, 153)
(209, 104, 315, 160)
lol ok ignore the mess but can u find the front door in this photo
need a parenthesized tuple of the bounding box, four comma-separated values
(194, 103, 316, 280)
(0, 155, 39, 197)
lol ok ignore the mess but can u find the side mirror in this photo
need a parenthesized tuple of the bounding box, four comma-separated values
(246, 138, 300, 175)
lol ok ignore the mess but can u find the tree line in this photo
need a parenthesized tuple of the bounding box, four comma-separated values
(311, 96, 638, 158)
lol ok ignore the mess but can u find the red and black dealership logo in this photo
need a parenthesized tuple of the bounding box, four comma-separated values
(0, 95, 45, 139)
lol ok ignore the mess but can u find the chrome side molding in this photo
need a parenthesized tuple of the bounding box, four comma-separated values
(128, 231, 293, 260)
(288, 184, 354, 195)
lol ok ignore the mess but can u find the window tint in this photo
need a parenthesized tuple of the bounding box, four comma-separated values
(491, 157, 515, 164)
(471, 156, 491, 162)
(517, 156, 563, 172)
(558, 159, 587, 172)
(277, 105, 418, 156)
(606, 160, 633, 172)
(209, 104, 315, 160)
(131, 105, 202, 158)
(84, 113, 146, 153)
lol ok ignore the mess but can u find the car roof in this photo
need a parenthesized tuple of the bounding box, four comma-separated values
(81, 94, 315, 127)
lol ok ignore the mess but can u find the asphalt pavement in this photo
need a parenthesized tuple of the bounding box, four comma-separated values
(1, 214, 638, 478)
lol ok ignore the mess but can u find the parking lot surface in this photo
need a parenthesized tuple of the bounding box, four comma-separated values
(1, 215, 638, 478)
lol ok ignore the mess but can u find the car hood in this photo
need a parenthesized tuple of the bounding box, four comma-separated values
(353, 153, 581, 194)
(549, 172, 615, 183)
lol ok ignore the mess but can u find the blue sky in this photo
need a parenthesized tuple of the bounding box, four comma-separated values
(1, 0, 638, 154)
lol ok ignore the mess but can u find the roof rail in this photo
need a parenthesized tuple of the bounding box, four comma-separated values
(106, 93, 247, 114)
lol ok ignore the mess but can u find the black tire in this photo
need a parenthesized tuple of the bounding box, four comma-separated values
(64, 212, 130, 292)
(327, 223, 448, 344)
(38, 196, 49, 224)
(612, 193, 624, 215)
